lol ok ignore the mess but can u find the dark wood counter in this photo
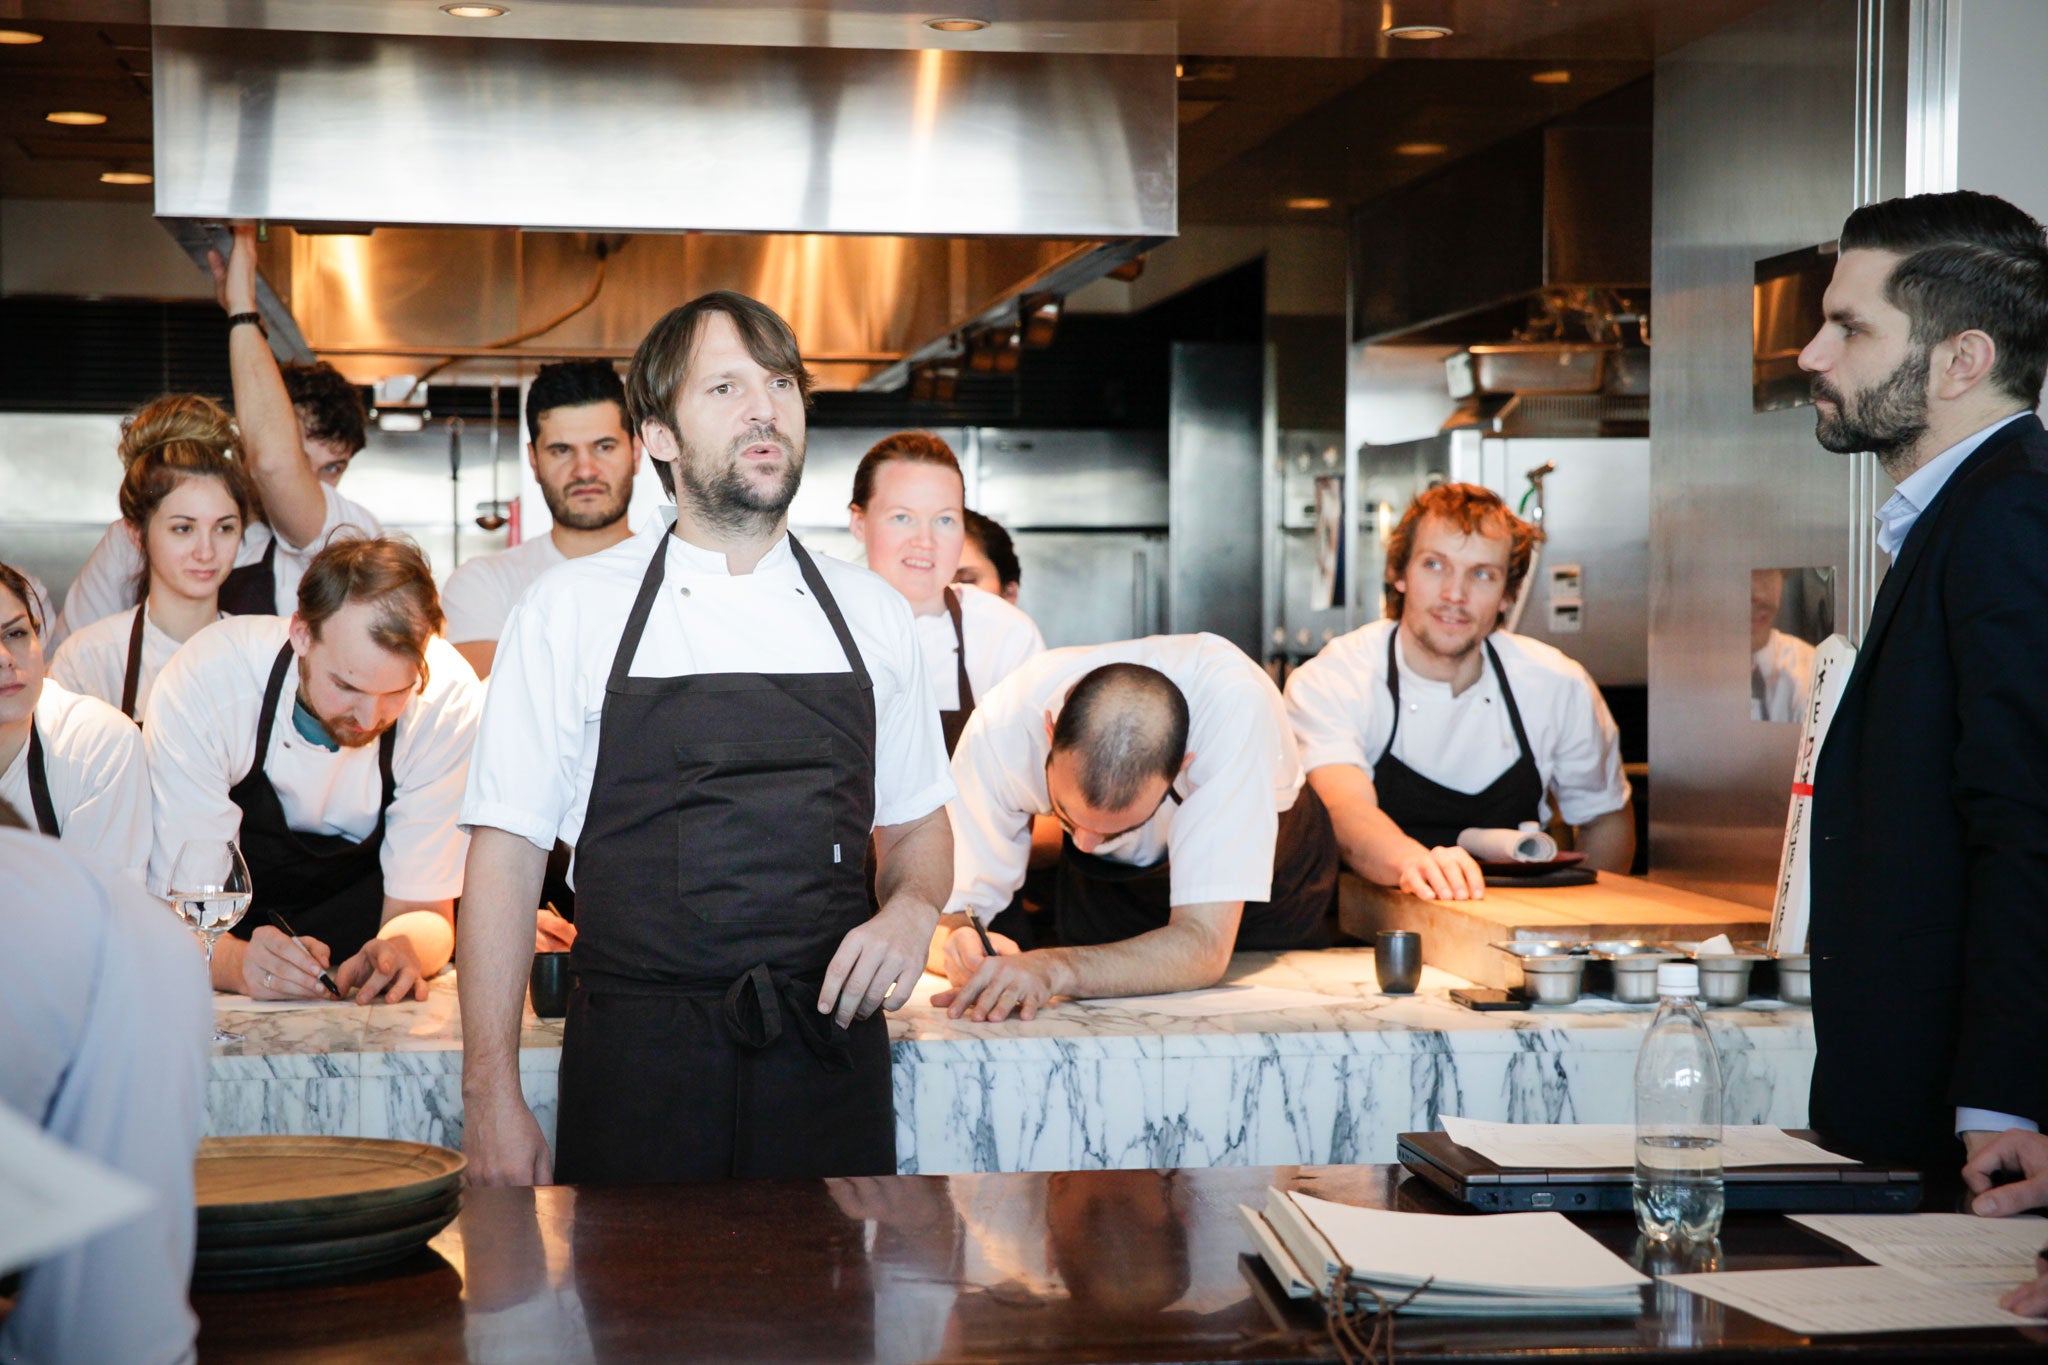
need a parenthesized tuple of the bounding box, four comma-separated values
(193, 1164, 2048, 1363)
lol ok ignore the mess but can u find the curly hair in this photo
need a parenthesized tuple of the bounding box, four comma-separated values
(280, 362, 368, 456)
(1382, 482, 1543, 624)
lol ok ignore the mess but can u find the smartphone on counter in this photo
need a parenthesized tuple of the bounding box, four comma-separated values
(1449, 987, 1523, 1012)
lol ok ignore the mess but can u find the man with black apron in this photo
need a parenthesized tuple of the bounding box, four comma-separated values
(142, 539, 483, 1002)
(456, 293, 955, 1187)
(1284, 483, 1634, 902)
(936, 634, 1338, 1022)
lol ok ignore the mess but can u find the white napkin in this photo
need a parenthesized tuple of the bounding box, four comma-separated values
(1697, 933, 1737, 956)
(1457, 825, 1559, 863)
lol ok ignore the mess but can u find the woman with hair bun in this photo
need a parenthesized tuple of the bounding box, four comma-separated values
(50, 395, 258, 720)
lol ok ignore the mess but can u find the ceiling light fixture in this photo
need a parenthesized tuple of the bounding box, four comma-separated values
(46, 110, 109, 126)
(439, 3, 507, 16)
(1394, 141, 1448, 157)
(1531, 69, 1572, 85)
(924, 17, 989, 32)
(1287, 197, 1332, 211)
(1380, 0, 1454, 40)
(100, 170, 153, 185)
(0, 28, 45, 44)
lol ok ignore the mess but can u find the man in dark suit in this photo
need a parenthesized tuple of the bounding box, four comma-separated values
(1800, 190, 2048, 1170)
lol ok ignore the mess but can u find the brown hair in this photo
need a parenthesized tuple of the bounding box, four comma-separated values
(626, 291, 816, 499)
(296, 538, 444, 688)
(849, 431, 963, 510)
(1382, 482, 1543, 624)
(0, 562, 43, 639)
(280, 362, 369, 456)
(117, 395, 259, 605)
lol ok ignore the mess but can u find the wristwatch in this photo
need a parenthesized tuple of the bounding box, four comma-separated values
(226, 311, 267, 338)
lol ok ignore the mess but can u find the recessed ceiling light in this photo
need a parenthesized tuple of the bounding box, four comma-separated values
(1380, 0, 1454, 39)
(440, 3, 507, 16)
(46, 110, 109, 126)
(1531, 69, 1572, 85)
(0, 28, 45, 44)
(1287, 197, 1333, 211)
(924, 17, 989, 32)
(100, 170, 152, 185)
(1395, 141, 1448, 157)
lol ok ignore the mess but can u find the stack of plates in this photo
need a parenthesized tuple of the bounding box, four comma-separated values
(193, 1136, 464, 1290)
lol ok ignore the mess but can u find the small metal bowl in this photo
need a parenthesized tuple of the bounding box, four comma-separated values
(1663, 941, 1770, 1006)
(1774, 953, 1812, 1005)
(1491, 941, 1587, 1005)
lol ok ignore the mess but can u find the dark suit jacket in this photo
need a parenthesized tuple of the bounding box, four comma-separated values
(1810, 412, 2048, 1168)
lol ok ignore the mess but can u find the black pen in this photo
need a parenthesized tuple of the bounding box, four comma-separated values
(268, 909, 343, 998)
(964, 908, 998, 959)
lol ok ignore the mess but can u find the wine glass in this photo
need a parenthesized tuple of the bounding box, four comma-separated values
(168, 839, 253, 1044)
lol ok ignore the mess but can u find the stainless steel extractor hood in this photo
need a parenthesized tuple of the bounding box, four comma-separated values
(151, 26, 1175, 389)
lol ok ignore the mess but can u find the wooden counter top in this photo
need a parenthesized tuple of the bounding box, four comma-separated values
(192, 1164, 2046, 1363)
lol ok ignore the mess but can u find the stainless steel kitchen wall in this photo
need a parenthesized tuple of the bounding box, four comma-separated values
(1647, 0, 1907, 903)
(152, 28, 1175, 239)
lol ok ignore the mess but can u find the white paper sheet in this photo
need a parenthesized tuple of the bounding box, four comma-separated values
(1790, 1213, 2048, 1286)
(1078, 983, 1351, 1017)
(0, 1100, 154, 1276)
(214, 993, 362, 1013)
(1438, 1116, 1857, 1168)
(1662, 1265, 2045, 1333)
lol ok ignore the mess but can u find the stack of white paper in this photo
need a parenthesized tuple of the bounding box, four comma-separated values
(1439, 1117, 1856, 1169)
(1240, 1188, 1648, 1317)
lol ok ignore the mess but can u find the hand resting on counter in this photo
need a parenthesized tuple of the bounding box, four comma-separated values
(1962, 1128, 2048, 1317)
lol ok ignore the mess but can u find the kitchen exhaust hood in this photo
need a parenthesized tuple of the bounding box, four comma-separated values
(151, 26, 1175, 390)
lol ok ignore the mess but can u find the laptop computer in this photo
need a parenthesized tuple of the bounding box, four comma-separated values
(1397, 1129, 1923, 1214)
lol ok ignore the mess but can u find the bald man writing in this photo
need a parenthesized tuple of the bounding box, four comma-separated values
(936, 635, 1339, 1021)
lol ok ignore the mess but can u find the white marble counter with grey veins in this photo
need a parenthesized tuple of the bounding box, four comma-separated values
(205, 947, 1818, 1174)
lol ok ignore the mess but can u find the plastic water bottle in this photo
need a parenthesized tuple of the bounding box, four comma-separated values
(1633, 961, 1725, 1243)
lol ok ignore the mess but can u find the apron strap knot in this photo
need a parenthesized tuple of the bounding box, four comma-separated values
(721, 964, 858, 1071)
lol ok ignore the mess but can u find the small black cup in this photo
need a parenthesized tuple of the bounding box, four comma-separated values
(530, 952, 572, 1019)
(1375, 930, 1423, 995)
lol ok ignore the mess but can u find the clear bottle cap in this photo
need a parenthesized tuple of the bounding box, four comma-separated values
(1656, 962, 1701, 997)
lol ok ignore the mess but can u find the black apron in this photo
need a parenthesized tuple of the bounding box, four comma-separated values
(1371, 631, 1544, 849)
(1055, 783, 1338, 951)
(224, 643, 394, 953)
(119, 605, 146, 720)
(938, 586, 977, 756)
(554, 534, 894, 1185)
(25, 722, 60, 836)
(217, 536, 278, 616)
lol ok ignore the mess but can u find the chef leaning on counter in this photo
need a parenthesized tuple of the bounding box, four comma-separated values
(49, 224, 381, 647)
(1284, 483, 1633, 903)
(457, 290, 955, 1188)
(0, 562, 151, 880)
(439, 359, 642, 680)
(142, 538, 484, 1003)
(933, 635, 1340, 1022)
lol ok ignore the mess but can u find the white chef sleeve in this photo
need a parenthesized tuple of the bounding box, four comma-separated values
(439, 557, 508, 645)
(1168, 690, 1283, 908)
(50, 522, 137, 648)
(141, 646, 251, 895)
(869, 588, 956, 828)
(944, 709, 1036, 918)
(459, 594, 584, 851)
(1543, 663, 1630, 828)
(379, 647, 484, 901)
(1283, 643, 1385, 774)
(49, 704, 153, 885)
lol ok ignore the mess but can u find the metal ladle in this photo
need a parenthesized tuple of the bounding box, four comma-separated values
(475, 384, 510, 531)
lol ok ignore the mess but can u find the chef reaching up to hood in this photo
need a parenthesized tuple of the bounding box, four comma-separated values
(935, 634, 1340, 1022)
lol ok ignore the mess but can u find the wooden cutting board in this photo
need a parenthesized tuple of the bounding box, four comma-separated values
(1338, 871, 1773, 990)
(196, 1136, 464, 1224)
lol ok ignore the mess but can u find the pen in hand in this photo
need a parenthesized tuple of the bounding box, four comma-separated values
(965, 909, 999, 960)
(267, 909, 343, 999)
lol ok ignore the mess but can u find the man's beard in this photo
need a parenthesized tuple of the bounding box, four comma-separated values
(296, 686, 391, 750)
(1812, 346, 1930, 475)
(539, 474, 631, 532)
(676, 424, 803, 538)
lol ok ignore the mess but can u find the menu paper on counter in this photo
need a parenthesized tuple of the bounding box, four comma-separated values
(1073, 983, 1352, 1017)
(1789, 1212, 2048, 1286)
(1438, 1116, 1858, 1168)
(1661, 1265, 2044, 1333)
(1768, 632, 1856, 955)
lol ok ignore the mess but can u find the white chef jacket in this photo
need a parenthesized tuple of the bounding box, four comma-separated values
(48, 604, 210, 719)
(439, 533, 567, 644)
(1751, 629, 1816, 724)
(916, 585, 1046, 712)
(0, 681, 151, 881)
(460, 527, 956, 869)
(1284, 619, 1629, 828)
(50, 484, 382, 645)
(141, 615, 483, 900)
(0, 831, 210, 1365)
(947, 633, 1304, 918)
